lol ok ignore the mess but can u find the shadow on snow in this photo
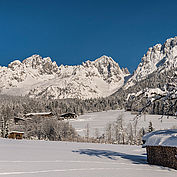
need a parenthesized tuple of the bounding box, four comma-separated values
(72, 149, 147, 164)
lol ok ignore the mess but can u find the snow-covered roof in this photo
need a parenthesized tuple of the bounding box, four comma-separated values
(25, 112, 53, 117)
(142, 129, 177, 147)
(60, 112, 76, 116)
(14, 117, 25, 121)
(9, 131, 24, 134)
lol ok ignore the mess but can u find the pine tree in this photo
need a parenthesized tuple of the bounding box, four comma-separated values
(148, 121, 154, 132)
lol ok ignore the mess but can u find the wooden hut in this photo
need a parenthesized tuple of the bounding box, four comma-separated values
(59, 113, 77, 120)
(8, 131, 24, 139)
(14, 117, 25, 124)
(142, 129, 177, 170)
(24, 112, 54, 118)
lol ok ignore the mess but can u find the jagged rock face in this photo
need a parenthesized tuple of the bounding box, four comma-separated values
(0, 55, 58, 91)
(121, 67, 130, 75)
(124, 69, 177, 116)
(2, 36, 176, 100)
(21, 55, 59, 74)
(125, 37, 177, 89)
(83, 56, 124, 84)
(0, 55, 128, 99)
(29, 56, 127, 99)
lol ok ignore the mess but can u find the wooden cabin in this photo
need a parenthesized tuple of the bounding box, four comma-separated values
(59, 113, 77, 120)
(142, 129, 177, 170)
(14, 117, 25, 124)
(24, 112, 54, 118)
(8, 131, 24, 139)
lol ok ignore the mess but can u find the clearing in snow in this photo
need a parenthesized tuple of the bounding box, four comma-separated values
(69, 110, 177, 137)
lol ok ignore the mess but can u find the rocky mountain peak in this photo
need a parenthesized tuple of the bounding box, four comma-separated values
(125, 36, 177, 89)
(22, 54, 43, 67)
(83, 55, 117, 67)
(1, 36, 176, 100)
(164, 36, 177, 48)
(94, 55, 114, 63)
(0, 54, 127, 99)
(8, 60, 22, 71)
(93, 56, 120, 69)
(121, 67, 130, 76)
(20, 55, 59, 74)
(87, 56, 125, 85)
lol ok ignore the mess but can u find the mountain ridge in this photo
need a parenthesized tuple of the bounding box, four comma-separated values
(0, 36, 176, 101)
(0, 55, 129, 99)
(124, 37, 177, 89)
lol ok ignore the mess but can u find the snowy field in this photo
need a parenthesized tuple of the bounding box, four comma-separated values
(0, 139, 176, 177)
(69, 110, 177, 137)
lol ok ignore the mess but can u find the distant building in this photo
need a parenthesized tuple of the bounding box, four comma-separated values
(59, 113, 77, 120)
(8, 131, 24, 139)
(24, 112, 54, 118)
(14, 117, 25, 124)
(142, 129, 177, 170)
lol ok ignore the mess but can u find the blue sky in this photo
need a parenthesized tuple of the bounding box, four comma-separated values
(0, 0, 177, 73)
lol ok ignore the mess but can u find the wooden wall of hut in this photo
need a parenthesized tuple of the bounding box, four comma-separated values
(146, 146, 177, 170)
(8, 132, 24, 139)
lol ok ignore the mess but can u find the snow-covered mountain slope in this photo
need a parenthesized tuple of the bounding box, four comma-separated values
(0, 55, 128, 99)
(123, 69, 177, 116)
(1, 36, 176, 100)
(111, 37, 177, 116)
(125, 37, 177, 89)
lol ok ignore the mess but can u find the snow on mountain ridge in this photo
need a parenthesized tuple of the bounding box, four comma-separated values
(121, 67, 130, 76)
(28, 56, 127, 99)
(125, 36, 177, 89)
(0, 55, 128, 99)
(21, 54, 59, 74)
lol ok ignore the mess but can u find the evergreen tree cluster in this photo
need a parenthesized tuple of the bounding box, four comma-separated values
(113, 68, 177, 116)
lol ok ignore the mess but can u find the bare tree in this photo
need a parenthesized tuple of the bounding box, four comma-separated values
(85, 123, 90, 142)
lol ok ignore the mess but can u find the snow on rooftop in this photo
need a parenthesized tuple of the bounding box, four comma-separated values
(143, 129, 177, 147)
(9, 131, 24, 134)
(25, 112, 53, 117)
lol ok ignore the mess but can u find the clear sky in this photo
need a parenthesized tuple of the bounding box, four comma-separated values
(0, 0, 177, 73)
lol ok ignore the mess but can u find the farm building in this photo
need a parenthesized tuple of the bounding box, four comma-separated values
(13, 117, 25, 124)
(59, 113, 77, 120)
(24, 112, 54, 118)
(142, 129, 177, 170)
(8, 131, 24, 139)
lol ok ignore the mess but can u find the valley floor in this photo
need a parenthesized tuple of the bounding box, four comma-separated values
(69, 110, 177, 137)
(0, 139, 176, 177)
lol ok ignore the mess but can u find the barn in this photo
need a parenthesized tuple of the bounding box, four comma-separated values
(142, 129, 177, 170)
(59, 113, 77, 120)
(14, 117, 25, 124)
(24, 112, 54, 118)
(8, 131, 24, 139)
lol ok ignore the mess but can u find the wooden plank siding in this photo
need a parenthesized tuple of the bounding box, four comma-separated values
(146, 146, 177, 170)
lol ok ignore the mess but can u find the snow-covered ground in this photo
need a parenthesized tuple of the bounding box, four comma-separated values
(69, 110, 177, 137)
(0, 139, 176, 177)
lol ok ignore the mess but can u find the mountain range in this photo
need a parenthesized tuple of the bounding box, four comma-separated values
(0, 55, 129, 99)
(0, 36, 176, 100)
